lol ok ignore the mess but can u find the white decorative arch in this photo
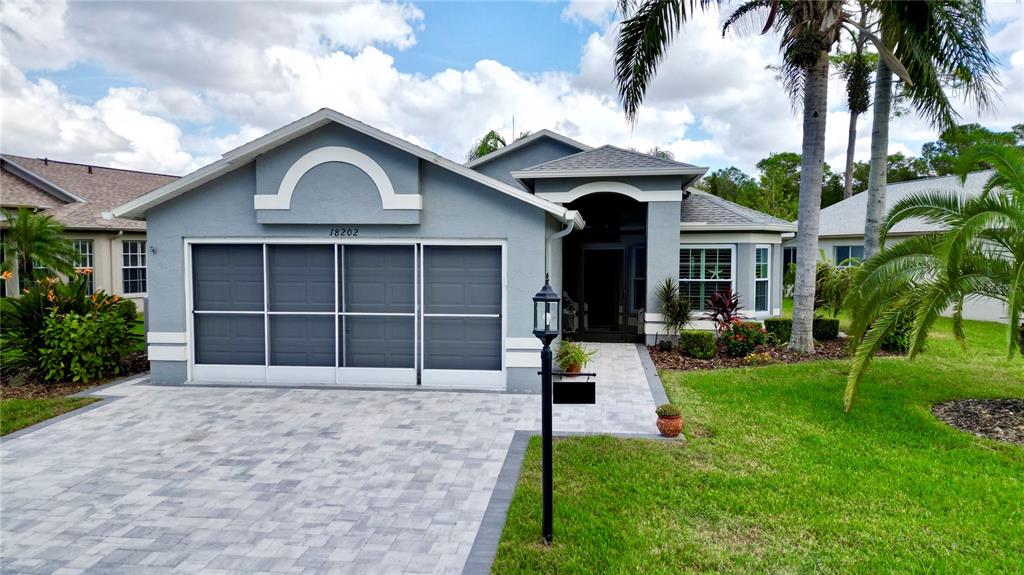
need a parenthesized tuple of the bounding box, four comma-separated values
(253, 146, 422, 210)
(535, 180, 681, 204)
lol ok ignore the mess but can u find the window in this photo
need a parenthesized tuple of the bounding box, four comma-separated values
(73, 240, 94, 294)
(679, 246, 734, 311)
(631, 246, 646, 311)
(834, 245, 864, 266)
(122, 240, 147, 294)
(754, 246, 770, 313)
(783, 246, 797, 269)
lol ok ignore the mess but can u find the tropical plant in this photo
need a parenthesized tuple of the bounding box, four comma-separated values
(832, 46, 875, 199)
(814, 257, 856, 318)
(556, 340, 597, 371)
(862, 0, 999, 260)
(656, 277, 692, 344)
(466, 129, 507, 161)
(844, 144, 1024, 412)
(0, 208, 79, 288)
(704, 288, 741, 335)
(721, 320, 768, 357)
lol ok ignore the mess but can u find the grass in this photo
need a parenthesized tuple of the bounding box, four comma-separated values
(493, 318, 1024, 574)
(0, 396, 99, 436)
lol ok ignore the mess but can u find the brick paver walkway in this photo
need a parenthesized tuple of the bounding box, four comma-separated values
(1, 343, 656, 574)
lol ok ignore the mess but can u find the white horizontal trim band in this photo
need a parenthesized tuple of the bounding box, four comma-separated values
(147, 332, 186, 344)
(506, 337, 543, 350)
(506, 350, 541, 368)
(148, 346, 187, 361)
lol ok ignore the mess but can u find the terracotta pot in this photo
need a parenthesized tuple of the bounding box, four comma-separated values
(657, 415, 683, 437)
(565, 363, 583, 373)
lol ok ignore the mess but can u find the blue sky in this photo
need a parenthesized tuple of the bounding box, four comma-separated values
(2, 0, 1021, 175)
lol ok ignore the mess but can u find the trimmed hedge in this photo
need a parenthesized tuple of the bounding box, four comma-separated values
(763, 317, 793, 344)
(812, 317, 840, 341)
(680, 330, 716, 359)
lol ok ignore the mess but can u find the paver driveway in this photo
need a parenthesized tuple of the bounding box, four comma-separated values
(1, 343, 656, 574)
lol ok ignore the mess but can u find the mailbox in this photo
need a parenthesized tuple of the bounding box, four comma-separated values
(552, 373, 596, 404)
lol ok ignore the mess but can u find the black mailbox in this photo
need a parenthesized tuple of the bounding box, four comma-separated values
(552, 372, 596, 404)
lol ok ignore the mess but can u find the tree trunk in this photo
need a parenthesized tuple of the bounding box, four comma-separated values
(843, 110, 859, 199)
(789, 52, 831, 354)
(864, 60, 893, 260)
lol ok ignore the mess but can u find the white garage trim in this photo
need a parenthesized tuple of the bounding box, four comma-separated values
(253, 146, 422, 211)
(536, 181, 682, 204)
(147, 331, 187, 344)
(148, 345, 187, 361)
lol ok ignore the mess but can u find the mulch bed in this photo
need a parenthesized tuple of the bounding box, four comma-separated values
(932, 399, 1024, 445)
(649, 338, 901, 372)
(0, 352, 149, 400)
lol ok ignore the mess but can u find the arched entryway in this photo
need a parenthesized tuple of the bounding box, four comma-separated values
(562, 193, 647, 342)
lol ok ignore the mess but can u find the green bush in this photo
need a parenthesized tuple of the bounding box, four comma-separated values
(38, 309, 134, 383)
(763, 317, 793, 345)
(721, 321, 768, 358)
(1, 272, 139, 379)
(679, 330, 716, 359)
(881, 312, 914, 353)
(812, 317, 840, 341)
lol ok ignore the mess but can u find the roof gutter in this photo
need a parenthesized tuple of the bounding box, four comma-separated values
(546, 215, 578, 279)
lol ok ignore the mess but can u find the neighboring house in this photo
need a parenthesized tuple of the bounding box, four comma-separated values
(0, 155, 177, 306)
(782, 171, 1006, 323)
(112, 108, 795, 392)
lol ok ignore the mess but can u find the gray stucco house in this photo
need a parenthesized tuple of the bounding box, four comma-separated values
(112, 108, 795, 392)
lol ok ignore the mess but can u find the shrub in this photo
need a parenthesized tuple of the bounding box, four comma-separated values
(743, 351, 776, 366)
(0, 272, 139, 379)
(38, 309, 134, 382)
(704, 289, 741, 335)
(812, 317, 840, 341)
(763, 317, 793, 345)
(721, 320, 767, 358)
(679, 330, 716, 359)
(656, 403, 682, 417)
(556, 340, 596, 370)
(881, 312, 914, 353)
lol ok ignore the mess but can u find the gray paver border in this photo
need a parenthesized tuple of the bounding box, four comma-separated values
(636, 343, 670, 406)
(144, 380, 508, 394)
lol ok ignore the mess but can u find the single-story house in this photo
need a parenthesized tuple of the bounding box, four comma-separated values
(1, 155, 177, 306)
(112, 108, 796, 392)
(782, 170, 1006, 323)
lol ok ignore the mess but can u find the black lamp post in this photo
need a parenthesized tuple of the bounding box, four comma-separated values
(532, 274, 560, 543)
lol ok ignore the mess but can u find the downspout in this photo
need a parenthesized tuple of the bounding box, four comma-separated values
(545, 217, 575, 279)
(110, 230, 123, 294)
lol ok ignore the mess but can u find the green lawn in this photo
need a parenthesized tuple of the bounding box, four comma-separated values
(493, 318, 1024, 574)
(0, 397, 99, 436)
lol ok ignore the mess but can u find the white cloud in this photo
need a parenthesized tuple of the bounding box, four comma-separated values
(562, 0, 617, 27)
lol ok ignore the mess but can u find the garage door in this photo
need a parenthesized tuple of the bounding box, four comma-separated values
(189, 242, 503, 388)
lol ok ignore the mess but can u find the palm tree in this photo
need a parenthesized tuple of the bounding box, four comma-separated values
(862, 0, 999, 259)
(614, 0, 913, 353)
(466, 129, 507, 161)
(832, 34, 874, 199)
(1, 208, 79, 289)
(844, 144, 1023, 411)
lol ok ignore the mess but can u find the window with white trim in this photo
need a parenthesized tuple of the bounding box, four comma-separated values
(73, 239, 94, 294)
(834, 245, 864, 266)
(754, 245, 770, 312)
(679, 246, 734, 311)
(122, 240, 147, 294)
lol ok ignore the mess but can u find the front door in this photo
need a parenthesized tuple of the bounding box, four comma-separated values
(581, 246, 625, 340)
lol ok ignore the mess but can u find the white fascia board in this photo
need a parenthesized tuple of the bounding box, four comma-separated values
(464, 130, 592, 168)
(511, 166, 708, 179)
(112, 108, 582, 227)
(680, 223, 798, 233)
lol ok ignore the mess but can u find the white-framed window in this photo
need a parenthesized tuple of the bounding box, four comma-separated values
(73, 239, 94, 294)
(754, 245, 770, 313)
(122, 240, 147, 294)
(631, 246, 646, 311)
(834, 245, 864, 266)
(679, 245, 735, 311)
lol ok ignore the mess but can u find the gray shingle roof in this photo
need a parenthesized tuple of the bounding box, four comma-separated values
(816, 171, 992, 237)
(516, 145, 699, 174)
(681, 191, 796, 230)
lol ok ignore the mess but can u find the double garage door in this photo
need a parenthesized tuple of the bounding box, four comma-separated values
(189, 242, 504, 388)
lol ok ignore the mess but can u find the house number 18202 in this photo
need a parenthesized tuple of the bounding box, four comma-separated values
(329, 227, 359, 237)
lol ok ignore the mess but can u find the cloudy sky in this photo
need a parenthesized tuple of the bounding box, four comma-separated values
(2, 0, 1022, 177)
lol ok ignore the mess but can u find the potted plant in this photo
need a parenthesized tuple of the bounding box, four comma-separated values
(556, 340, 596, 373)
(655, 403, 683, 437)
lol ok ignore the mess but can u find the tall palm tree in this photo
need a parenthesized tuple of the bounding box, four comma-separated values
(614, 0, 912, 353)
(1, 208, 78, 288)
(466, 129, 507, 161)
(832, 28, 873, 200)
(862, 0, 999, 259)
(844, 144, 1023, 412)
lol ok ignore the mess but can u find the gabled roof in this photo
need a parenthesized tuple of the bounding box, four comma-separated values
(463, 129, 591, 168)
(681, 191, 797, 232)
(112, 108, 584, 229)
(815, 171, 992, 237)
(1, 155, 176, 231)
(511, 145, 706, 180)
